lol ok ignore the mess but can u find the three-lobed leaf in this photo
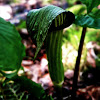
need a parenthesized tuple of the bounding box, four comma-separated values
(74, 2, 100, 29)
(0, 17, 25, 72)
(80, 0, 100, 13)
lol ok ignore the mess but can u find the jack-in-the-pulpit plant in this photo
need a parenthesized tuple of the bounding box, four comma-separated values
(26, 5, 75, 99)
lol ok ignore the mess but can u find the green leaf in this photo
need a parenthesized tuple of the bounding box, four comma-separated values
(74, 15, 100, 29)
(26, 5, 75, 59)
(80, 0, 100, 13)
(89, 8, 100, 18)
(13, 76, 53, 100)
(0, 17, 25, 71)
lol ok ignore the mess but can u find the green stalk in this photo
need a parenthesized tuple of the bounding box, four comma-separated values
(46, 30, 64, 100)
(72, 27, 87, 98)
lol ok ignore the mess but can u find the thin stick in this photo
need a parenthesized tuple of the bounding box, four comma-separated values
(72, 27, 87, 98)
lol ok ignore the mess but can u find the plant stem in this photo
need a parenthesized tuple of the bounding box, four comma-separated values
(46, 30, 64, 100)
(72, 27, 87, 98)
(55, 85, 63, 100)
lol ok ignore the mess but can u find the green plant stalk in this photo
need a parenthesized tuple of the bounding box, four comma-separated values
(46, 30, 64, 100)
(55, 84, 63, 100)
(72, 27, 87, 98)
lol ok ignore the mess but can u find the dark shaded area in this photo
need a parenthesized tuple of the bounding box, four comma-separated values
(49, 12, 75, 32)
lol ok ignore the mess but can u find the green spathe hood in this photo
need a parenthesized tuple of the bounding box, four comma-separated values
(26, 5, 75, 59)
